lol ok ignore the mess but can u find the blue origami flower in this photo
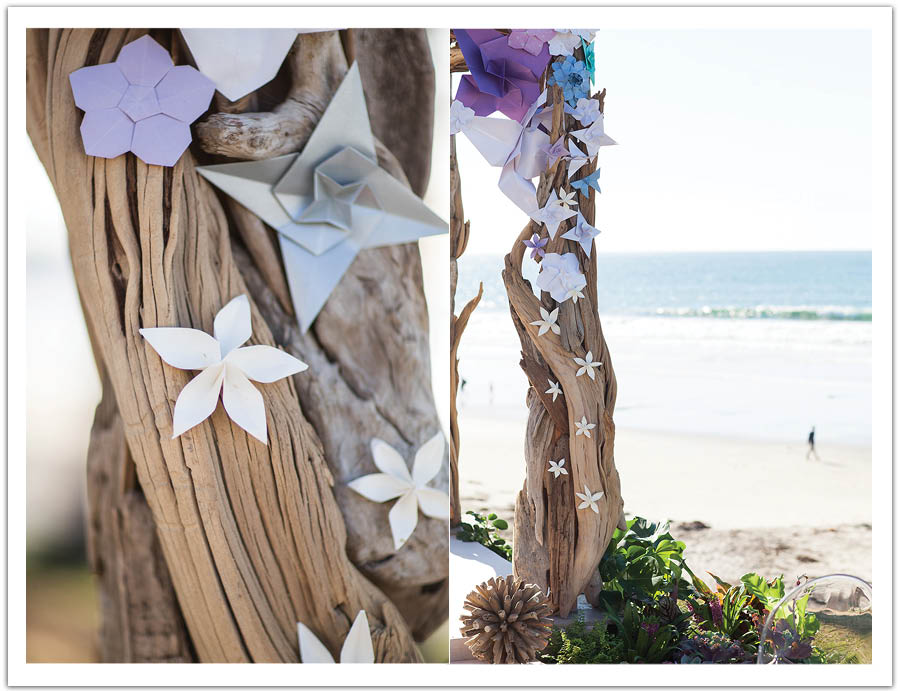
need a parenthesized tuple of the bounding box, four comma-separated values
(548, 56, 590, 108)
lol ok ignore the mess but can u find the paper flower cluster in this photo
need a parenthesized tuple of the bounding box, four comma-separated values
(536, 252, 587, 303)
(69, 35, 214, 166)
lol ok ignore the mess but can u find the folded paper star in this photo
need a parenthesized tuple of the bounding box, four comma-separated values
(139, 294, 308, 443)
(69, 35, 215, 166)
(536, 252, 587, 303)
(571, 168, 602, 199)
(197, 63, 447, 331)
(562, 212, 600, 256)
(572, 114, 617, 157)
(566, 140, 592, 179)
(454, 29, 551, 121)
(297, 610, 375, 664)
(347, 433, 449, 551)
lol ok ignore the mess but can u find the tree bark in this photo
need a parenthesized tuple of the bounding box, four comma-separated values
(502, 75, 624, 616)
(27, 27, 443, 662)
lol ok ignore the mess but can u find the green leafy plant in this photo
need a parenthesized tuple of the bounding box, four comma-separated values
(539, 615, 625, 664)
(605, 601, 680, 663)
(456, 510, 511, 561)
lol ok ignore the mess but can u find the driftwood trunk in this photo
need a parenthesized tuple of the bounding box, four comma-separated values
(27, 28, 445, 662)
(501, 78, 624, 617)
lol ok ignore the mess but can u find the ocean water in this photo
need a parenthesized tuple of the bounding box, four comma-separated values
(455, 251, 872, 445)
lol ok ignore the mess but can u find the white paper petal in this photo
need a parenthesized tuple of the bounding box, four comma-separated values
(297, 621, 336, 663)
(140, 327, 221, 370)
(416, 487, 450, 521)
(225, 345, 308, 383)
(412, 433, 445, 487)
(340, 611, 375, 663)
(370, 438, 413, 483)
(171, 363, 225, 438)
(387, 491, 419, 550)
(221, 364, 268, 443)
(214, 294, 252, 357)
(347, 473, 411, 502)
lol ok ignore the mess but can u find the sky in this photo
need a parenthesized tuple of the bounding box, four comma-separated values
(456, 29, 874, 255)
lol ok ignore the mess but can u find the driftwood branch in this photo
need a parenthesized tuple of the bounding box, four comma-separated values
(27, 27, 443, 661)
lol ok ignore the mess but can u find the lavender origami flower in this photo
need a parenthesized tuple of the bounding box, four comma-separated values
(536, 252, 587, 303)
(507, 29, 557, 56)
(69, 35, 215, 166)
(562, 212, 600, 256)
(566, 97, 601, 126)
(454, 28, 551, 120)
(548, 57, 591, 108)
(523, 232, 549, 260)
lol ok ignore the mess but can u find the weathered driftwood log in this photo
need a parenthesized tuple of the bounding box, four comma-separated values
(502, 75, 624, 616)
(449, 134, 482, 526)
(26, 27, 443, 662)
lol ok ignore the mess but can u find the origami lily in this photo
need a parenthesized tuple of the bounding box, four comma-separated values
(69, 35, 215, 166)
(576, 484, 605, 513)
(347, 433, 449, 550)
(548, 458, 568, 478)
(139, 294, 308, 443)
(507, 29, 557, 56)
(562, 212, 600, 256)
(571, 168, 602, 199)
(450, 99, 476, 135)
(566, 97, 601, 126)
(575, 416, 596, 438)
(536, 252, 587, 303)
(548, 57, 591, 108)
(530, 306, 560, 337)
(545, 379, 563, 401)
(572, 114, 617, 156)
(523, 233, 548, 259)
(574, 351, 602, 380)
(454, 29, 551, 120)
(536, 190, 577, 239)
(297, 610, 375, 663)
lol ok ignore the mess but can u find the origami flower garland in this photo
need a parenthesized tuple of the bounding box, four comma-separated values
(69, 35, 214, 166)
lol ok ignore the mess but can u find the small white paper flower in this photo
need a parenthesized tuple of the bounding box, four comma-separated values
(548, 458, 568, 478)
(575, 415, 596, 438)
(574, 350, 602, 380)
(545, 379, 562, 402)
(347, 433, 449, 550)
(139, 294, 308, 444)
(450, 99, 475, 135)
(565, 281, 586, 303)
(536, 190, 577, 239)
(556, 189, 578, 210)
(548, 30, 583, 56)
(575, 484, 605, 513)
(567, 97, 601, 126)
(297, 610, 374, 663)
(530, 307, 560, 336)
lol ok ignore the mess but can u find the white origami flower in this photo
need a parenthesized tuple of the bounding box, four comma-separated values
(139, 294, 308, 444)
(450, 99, 475, 135)
(548, 458, 568, 478)
(548, 30, 584, 56)
(348, 433, 449, 550)
(566, 140, 592, 180)
(556, 189, 578, 210)
(572, 115, 617, 157)
(297, 610, 374, 663)
(565, 281, 586, 303)
(545, 379, 562, 402)
(536, 252, 587, 303)
(575, 415, 596, 438)
(530, 306, 560, 336)
(536, 190, 577, 239)
(567, 97, 601, 126)
(562, 212, 600, 256)
(574, 350, 602, 380)
(575, 484, 605, 513)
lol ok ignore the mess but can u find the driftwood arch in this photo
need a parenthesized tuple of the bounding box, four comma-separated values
(27, 28, 446, 662)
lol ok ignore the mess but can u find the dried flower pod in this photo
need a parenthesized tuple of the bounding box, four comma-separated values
(459, 575, 553, 664)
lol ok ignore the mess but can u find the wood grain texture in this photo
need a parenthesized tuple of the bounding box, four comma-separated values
(26, 27, 443, 661)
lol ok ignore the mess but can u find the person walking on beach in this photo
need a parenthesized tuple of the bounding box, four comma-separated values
(806, 426, 819, 461)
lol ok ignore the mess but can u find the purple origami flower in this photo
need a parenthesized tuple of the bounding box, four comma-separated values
(453, 29, 551, 121)
(507, 29, 557, 56)
(523, 232, 549, 259)
(69, 35, 215, 167)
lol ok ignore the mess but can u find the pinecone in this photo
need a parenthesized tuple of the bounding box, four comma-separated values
(459, 575, 553, 664)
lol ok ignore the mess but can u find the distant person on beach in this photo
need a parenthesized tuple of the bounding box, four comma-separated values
(806, 426, 819, 461)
